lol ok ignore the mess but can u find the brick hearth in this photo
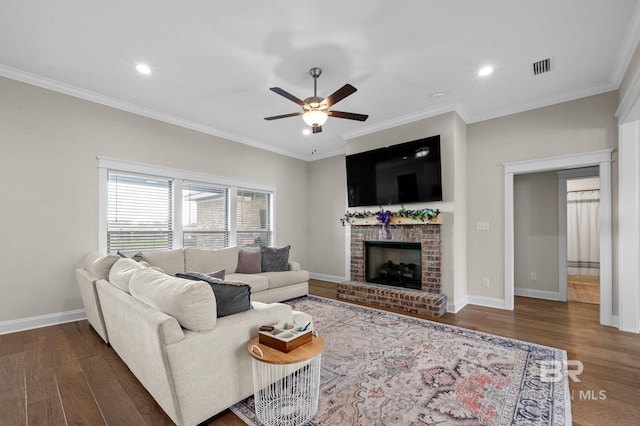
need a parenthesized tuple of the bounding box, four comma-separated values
(337, 281, 447, 317)
(339, 223, 447, 317)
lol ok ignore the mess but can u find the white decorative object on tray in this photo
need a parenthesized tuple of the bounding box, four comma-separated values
(258, 322, 313, 352)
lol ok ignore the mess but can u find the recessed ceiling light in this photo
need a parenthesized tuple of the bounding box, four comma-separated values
(136, 63, 151, 75)
(302, 128, 311, 136)
(478, 66, 493, 77)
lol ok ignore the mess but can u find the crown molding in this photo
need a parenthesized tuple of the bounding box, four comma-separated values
(341, 103, 461, 140)
(610, 0, 640, 87)
(467, 81, 617, 124)
(616, 67, 640, 123)
(0, 65, 310, 162)
(305, 146, 348, 162)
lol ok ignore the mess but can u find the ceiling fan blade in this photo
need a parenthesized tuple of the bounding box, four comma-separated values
(264, 112, 303, 121)
(269, 87, 306, 106)
(324, 84, 357, 107)
(312, 126, 323, 134)
(328, 110, 369, 121)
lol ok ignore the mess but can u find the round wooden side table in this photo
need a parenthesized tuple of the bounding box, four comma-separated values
(247, 335, 324, 426)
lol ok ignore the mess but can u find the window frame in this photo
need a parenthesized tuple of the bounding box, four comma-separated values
(98, 157, 276, 253)
(236, 187, 274, 247)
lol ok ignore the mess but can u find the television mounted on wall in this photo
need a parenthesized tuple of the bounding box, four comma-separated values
(346, 135, 442, 207)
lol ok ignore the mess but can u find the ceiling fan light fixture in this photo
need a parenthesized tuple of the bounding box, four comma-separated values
(478, 65, 493, 77)
(303, 109, 328, 127)
(265, 67, 367, 130)
(136, 63, 151, 75)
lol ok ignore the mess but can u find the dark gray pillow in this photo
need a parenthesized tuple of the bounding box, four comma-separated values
(260, 245, 291, 272)
(176, 272, 252, 318)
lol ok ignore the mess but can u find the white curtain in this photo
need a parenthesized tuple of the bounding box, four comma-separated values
(567, 190, 600, 276)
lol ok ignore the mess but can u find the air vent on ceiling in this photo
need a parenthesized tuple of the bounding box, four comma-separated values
(533, 58, 551, 75)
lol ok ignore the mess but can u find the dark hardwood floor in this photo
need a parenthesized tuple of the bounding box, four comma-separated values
(1, 279, 639, 425)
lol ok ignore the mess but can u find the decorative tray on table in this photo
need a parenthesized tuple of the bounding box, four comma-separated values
(258, 322, 312, 353)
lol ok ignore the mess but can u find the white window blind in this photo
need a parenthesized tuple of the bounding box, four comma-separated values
(107, 171, 173, 253)
(183, 182, 229, 249)
(237, 189, 272, 247)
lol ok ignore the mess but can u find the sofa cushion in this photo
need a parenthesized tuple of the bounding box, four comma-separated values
(260, 245, 290, 272)
(176, 272, 252, 318)
(236, 250, 262, 274)
(130, 268, 216, 331)
(84, 252, 121, 280)
(257, 270, 310, 289)
(109, 257, 147, 293)
(226, 273, 270, 293)
(184, 247, 238, 275)
(137, 249, 185, 275)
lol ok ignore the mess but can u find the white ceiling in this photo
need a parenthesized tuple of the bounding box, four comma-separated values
(1, 0, 639, 161)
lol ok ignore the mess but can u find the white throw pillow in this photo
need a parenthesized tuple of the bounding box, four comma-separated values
(129, 267, 217, 332)
(84, 252, 121, 280)
(109, 258, 146, 293)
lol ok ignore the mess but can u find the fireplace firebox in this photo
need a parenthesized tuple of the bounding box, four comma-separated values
(365, 241, 422, 290)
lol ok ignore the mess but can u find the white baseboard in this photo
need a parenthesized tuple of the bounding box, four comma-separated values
(0, 309, 86, 335)
(447, 296, 468, 313)
(514, 288, 563, 301)
(467, 295, 508, 310)
(309, 272, 346, 283)
(610, 314, 620, 329)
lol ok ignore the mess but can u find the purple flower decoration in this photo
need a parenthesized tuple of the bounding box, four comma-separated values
(376, 210, 392, 239)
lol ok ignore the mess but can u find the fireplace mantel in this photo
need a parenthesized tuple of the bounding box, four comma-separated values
(346, 215, 443, 226)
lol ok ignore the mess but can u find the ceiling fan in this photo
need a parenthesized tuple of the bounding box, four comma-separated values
(264, 67, 368, 134)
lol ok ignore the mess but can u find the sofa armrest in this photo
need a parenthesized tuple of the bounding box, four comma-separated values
(76, 268, 109, 343)
(288, 261, 301, 271)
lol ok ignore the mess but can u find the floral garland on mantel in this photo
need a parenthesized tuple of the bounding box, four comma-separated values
(340, 208, 440, 239)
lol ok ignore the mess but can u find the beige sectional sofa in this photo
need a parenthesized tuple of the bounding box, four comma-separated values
(77, 246, 309, 343)
(75, 247, 311, 425)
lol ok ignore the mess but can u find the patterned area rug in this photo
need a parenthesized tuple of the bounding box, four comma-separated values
(231, 296, 571, 425)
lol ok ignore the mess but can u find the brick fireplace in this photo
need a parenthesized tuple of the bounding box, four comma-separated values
(337, 223, 447, 317)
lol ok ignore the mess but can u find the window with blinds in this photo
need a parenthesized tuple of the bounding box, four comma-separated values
(107, 171, 173, 253)
(183, 182, 229, 249)
(100, 160, 276, 254)
(237, 189, 272, 247)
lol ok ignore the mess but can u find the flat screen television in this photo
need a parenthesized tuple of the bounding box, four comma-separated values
(346, 135, 442, 207)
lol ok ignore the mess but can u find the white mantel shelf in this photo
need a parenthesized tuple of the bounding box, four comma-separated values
(347, 216, 443, 226)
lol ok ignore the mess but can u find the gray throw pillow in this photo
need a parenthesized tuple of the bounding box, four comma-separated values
(260, 245, 290, 272)
(236, 250, 262, 274)
(176, 272, 252, 318)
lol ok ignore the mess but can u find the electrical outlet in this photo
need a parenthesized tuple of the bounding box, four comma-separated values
(476, 221, 490, 231)
(482, 277, 490, 287)
(530, 272, 537, 281)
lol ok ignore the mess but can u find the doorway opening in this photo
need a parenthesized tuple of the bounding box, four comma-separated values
(504, 149, 614, 327)
(566, 176, 600, 304)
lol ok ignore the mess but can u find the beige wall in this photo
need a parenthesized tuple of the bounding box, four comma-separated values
(467, 91, 618, 301)
(514, 172, 559, 293)
(306, 155, 347, 279)
(0, 77, 309, 323)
